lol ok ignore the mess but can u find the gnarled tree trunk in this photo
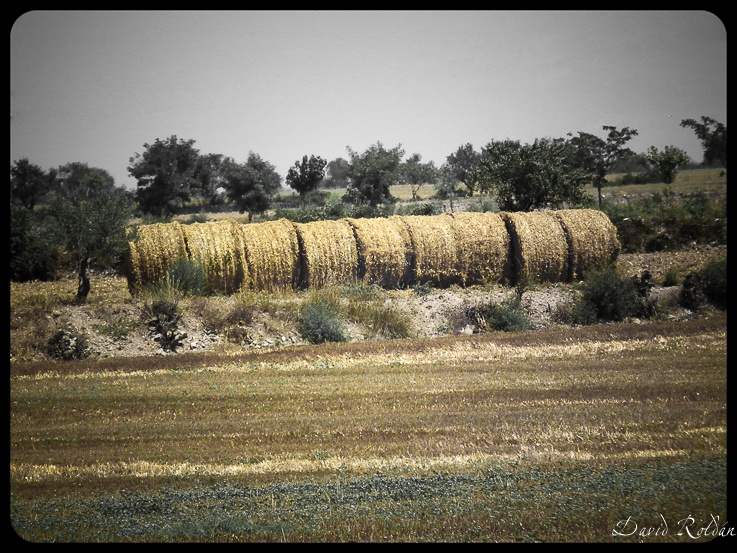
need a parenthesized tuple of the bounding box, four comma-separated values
(76, 257, 90, 302)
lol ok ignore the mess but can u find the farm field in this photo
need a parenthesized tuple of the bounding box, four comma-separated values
(10, 168, 729, 542)
(10, 313, 728, 542)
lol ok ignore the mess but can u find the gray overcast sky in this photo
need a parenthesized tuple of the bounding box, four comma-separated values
(10, 10, 727, 190)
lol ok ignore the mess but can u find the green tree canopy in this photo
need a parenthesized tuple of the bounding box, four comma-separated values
(286, 155, 327, 198)
(645, 145, 691, 185)
(567, 126, 639, 207)
(128, 135, 201, 216)
(344, 142, 404, 207)
(10, 158, 56, 210)
(47, 171, 135, 301)
(680, 116, 727, 169)
(445, 143, 482, 196)
(400, 153, 439, 200)
(322, 158, 351, 189)
(478, 138, 590, 212)
(222, 152, 281, 221)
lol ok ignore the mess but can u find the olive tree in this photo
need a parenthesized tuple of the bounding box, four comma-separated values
(47, 171, 135, 301)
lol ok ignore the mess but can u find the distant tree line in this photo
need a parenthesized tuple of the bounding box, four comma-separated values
(11, 116, 726, 297)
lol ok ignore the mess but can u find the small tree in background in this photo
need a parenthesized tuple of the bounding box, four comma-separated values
(222, 152, 281, 222)
(10, 157, 56, 210)
(286, 155, 327, 201)
(567, 126, 639, 207)
(645, 145, 691, 185)
(680, 116, 727, 169)
(400, 153, 439, 200)
(445, 143, 481, 196)
(128, 135, 201, 216)
(47, 171, 135, 302)
(344, 142, 404, 207)
(322, 158, 351, 189)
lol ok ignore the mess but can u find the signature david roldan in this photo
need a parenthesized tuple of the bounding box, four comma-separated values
(612, 514, 735, 539)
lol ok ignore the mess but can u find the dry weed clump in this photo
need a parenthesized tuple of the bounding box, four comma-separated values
(500, 211, 570, 286)
(295, 219, 359, 289)
(347, 216, 413, 288)
(553, 209, 620, 281)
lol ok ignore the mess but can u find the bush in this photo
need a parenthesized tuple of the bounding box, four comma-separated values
(699, 257, 727, 309)
(680, 256, 726, 311)
(144, 280, 186, 351)
(465, 297, 531, 333)
(46, 328, 89, 360)
(167, 257, 207, 296)
(298, 299, 347, 344)
(571, 267, 644, 324)
(398, 202, 440, 216)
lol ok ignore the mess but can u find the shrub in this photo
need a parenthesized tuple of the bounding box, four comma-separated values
(346, 301, 412, 339)
(298, 299, 347, 344)
(661, 267, 681, 287)
(400, 202, 440, 216)
(680, 256, 726, 311)
(167, 257, 207, 296)
(144, 279, 186, 351)
(465, 297, 531, 333)
(571, 267, 642, 324)
(699, 257, 727, 309)
(47, 328, 89, 360)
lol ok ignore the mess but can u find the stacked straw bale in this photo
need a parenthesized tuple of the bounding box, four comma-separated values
(500, 211, 570, 285)
(448, 211, 513, 285)
(347, 216, 413, 288)
(124, 222, 188, 292)
(553, 209, 620, 281)
(237, 218, 301, 292)
(181, 220, 248, 294)
(399, 214, 460, 287)
(295, 219, 359, 289)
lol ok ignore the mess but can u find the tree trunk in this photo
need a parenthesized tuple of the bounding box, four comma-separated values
(76, 257, 90, 302)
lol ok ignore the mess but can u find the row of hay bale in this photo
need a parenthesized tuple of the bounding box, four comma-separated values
(123, 209, 620, 294)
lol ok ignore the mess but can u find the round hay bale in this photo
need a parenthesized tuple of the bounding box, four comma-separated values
(237, 218, 301, 292)
(448, 211, 513, 285)
(553, 209, 621, 281)
(295, 219, 359, 289)
(124, 221, 188, 292)
(500, 211, 569, 285)
(347, 216, 413, 288)
(181, 220, 247, 294)
(399, 214, 459, 287)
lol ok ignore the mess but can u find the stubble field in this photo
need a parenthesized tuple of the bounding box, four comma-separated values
(10, 312, 728, 542)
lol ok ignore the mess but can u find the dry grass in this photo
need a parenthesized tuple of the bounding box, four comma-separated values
(400, 214, 460, 287)
(10, 316, 726, 493)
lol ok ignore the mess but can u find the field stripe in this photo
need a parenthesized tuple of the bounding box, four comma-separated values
(10, 440, 724, 483)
